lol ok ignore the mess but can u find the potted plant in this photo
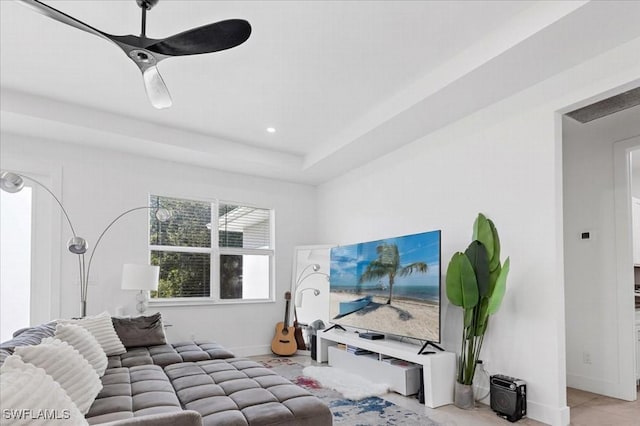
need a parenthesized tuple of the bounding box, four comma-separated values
(445, 213, 510, 409)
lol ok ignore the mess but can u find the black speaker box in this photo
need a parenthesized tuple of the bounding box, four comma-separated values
(490, 374, 526, 422)
(359, 332, 384, 340)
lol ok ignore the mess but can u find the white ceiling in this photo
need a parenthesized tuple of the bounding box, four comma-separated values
(2, 1, 640, 184)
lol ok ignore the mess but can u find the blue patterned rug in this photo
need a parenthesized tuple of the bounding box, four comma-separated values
(261, 358, 441, 426)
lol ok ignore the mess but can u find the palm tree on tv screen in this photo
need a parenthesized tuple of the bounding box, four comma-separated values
(359, 243, 427, 304)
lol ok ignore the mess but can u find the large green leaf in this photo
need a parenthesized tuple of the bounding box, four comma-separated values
(488, 257, 510, 315)
(446, 252, 479, 309)
(488, 219, 501, 272)
(473, 213, 494, 261)
(489, 263, 502, 296)
(474, 297, 489, 336)
(465, 241, 490, 298)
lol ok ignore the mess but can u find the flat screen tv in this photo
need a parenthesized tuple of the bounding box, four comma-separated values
(329, 230, 441, 343)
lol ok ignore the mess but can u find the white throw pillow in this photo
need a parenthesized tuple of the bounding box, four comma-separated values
(14, 338, 102, 415)
(54, 323, 108, 377)
(0, 355, 87, 425)
(59, 311, 126, 356)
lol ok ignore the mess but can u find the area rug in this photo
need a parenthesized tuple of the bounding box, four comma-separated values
(261, 358, 441, 426)
(302, 365, 389, 400)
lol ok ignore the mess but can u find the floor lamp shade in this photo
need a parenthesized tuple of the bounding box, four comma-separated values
(121, 264, 159, 291)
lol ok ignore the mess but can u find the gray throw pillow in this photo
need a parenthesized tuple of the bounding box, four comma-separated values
(112, 312, 166, 348)
(0, 321, 57, 353)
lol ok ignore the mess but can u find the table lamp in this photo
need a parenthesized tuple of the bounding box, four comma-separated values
(121, 264, 159, 314)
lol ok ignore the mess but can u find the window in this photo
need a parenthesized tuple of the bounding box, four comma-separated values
(149, 195, 273, 302)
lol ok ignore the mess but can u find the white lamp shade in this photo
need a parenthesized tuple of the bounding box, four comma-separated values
(121, 264, 159, 291)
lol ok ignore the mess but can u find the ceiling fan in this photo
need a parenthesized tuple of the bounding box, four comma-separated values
(19, 0, 251, 109)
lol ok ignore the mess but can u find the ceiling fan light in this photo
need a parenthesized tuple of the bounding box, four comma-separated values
(142, 66, 172, 109)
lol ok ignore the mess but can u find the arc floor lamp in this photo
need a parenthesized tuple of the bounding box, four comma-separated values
(0, 171, 171, 317)
(294, 263, 328, 308)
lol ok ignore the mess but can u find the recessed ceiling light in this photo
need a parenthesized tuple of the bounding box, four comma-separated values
(266, 127, 276, 133)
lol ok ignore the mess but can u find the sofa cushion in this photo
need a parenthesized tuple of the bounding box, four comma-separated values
(164, 358, 332, 426)
(59, 312, 127, 356)
(173, 341, 235, 362)
(107, 341, 235, 369)
(15, 338, 102, 414)
(55, 323, 108, 377)
(86, 365, 182, 425)
(94, 410, 203, 426)
(112, 313, 166, 348)
(0, 355, 88, 425)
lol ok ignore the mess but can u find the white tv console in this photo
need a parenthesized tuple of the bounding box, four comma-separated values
(317, 329, 456, 408)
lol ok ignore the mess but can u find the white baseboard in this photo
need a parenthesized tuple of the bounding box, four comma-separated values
(227, 345, 311, 358)
(567, 373, 636, 401)
(228, 344, 272, 357)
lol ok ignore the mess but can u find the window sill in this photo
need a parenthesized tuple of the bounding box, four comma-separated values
(149, 298, 275, 307)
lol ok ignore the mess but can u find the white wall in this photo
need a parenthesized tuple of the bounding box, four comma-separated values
(0, 133, 317, 356)
(632, 151, 640, 198)
(563, 106, 640, 398)
(315, 38, 640, 426)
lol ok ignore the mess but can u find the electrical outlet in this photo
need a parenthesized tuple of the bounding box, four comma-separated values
(582, 351, 592, 364)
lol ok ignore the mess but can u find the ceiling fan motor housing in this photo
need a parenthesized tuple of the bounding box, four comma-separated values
(136, 0, 159, 11)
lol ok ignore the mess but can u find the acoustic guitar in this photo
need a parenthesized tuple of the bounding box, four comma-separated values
(271, 291, 298, 356)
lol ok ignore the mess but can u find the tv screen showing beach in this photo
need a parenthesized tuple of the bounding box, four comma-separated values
(329, 230, 441, 343)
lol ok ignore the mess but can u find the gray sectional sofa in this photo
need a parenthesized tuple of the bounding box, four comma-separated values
(0, 322, 333, 426)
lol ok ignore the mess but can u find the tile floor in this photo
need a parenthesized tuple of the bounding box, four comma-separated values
(565, 386, 639, 426)
(254, 354, 640, 425)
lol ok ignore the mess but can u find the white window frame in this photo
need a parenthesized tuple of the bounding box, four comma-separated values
(148, 195, 275, 306)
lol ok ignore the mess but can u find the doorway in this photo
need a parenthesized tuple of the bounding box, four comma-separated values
(0, 186, 32, 341)
(0, 167, 61, 332)
(629, 149, 639, 384)
(562, 100, 640, 401)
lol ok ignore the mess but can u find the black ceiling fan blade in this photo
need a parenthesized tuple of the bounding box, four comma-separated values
(146, 19, 251, 56)
(18, 0, 114, 45)
(18, 0, 251, 109)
